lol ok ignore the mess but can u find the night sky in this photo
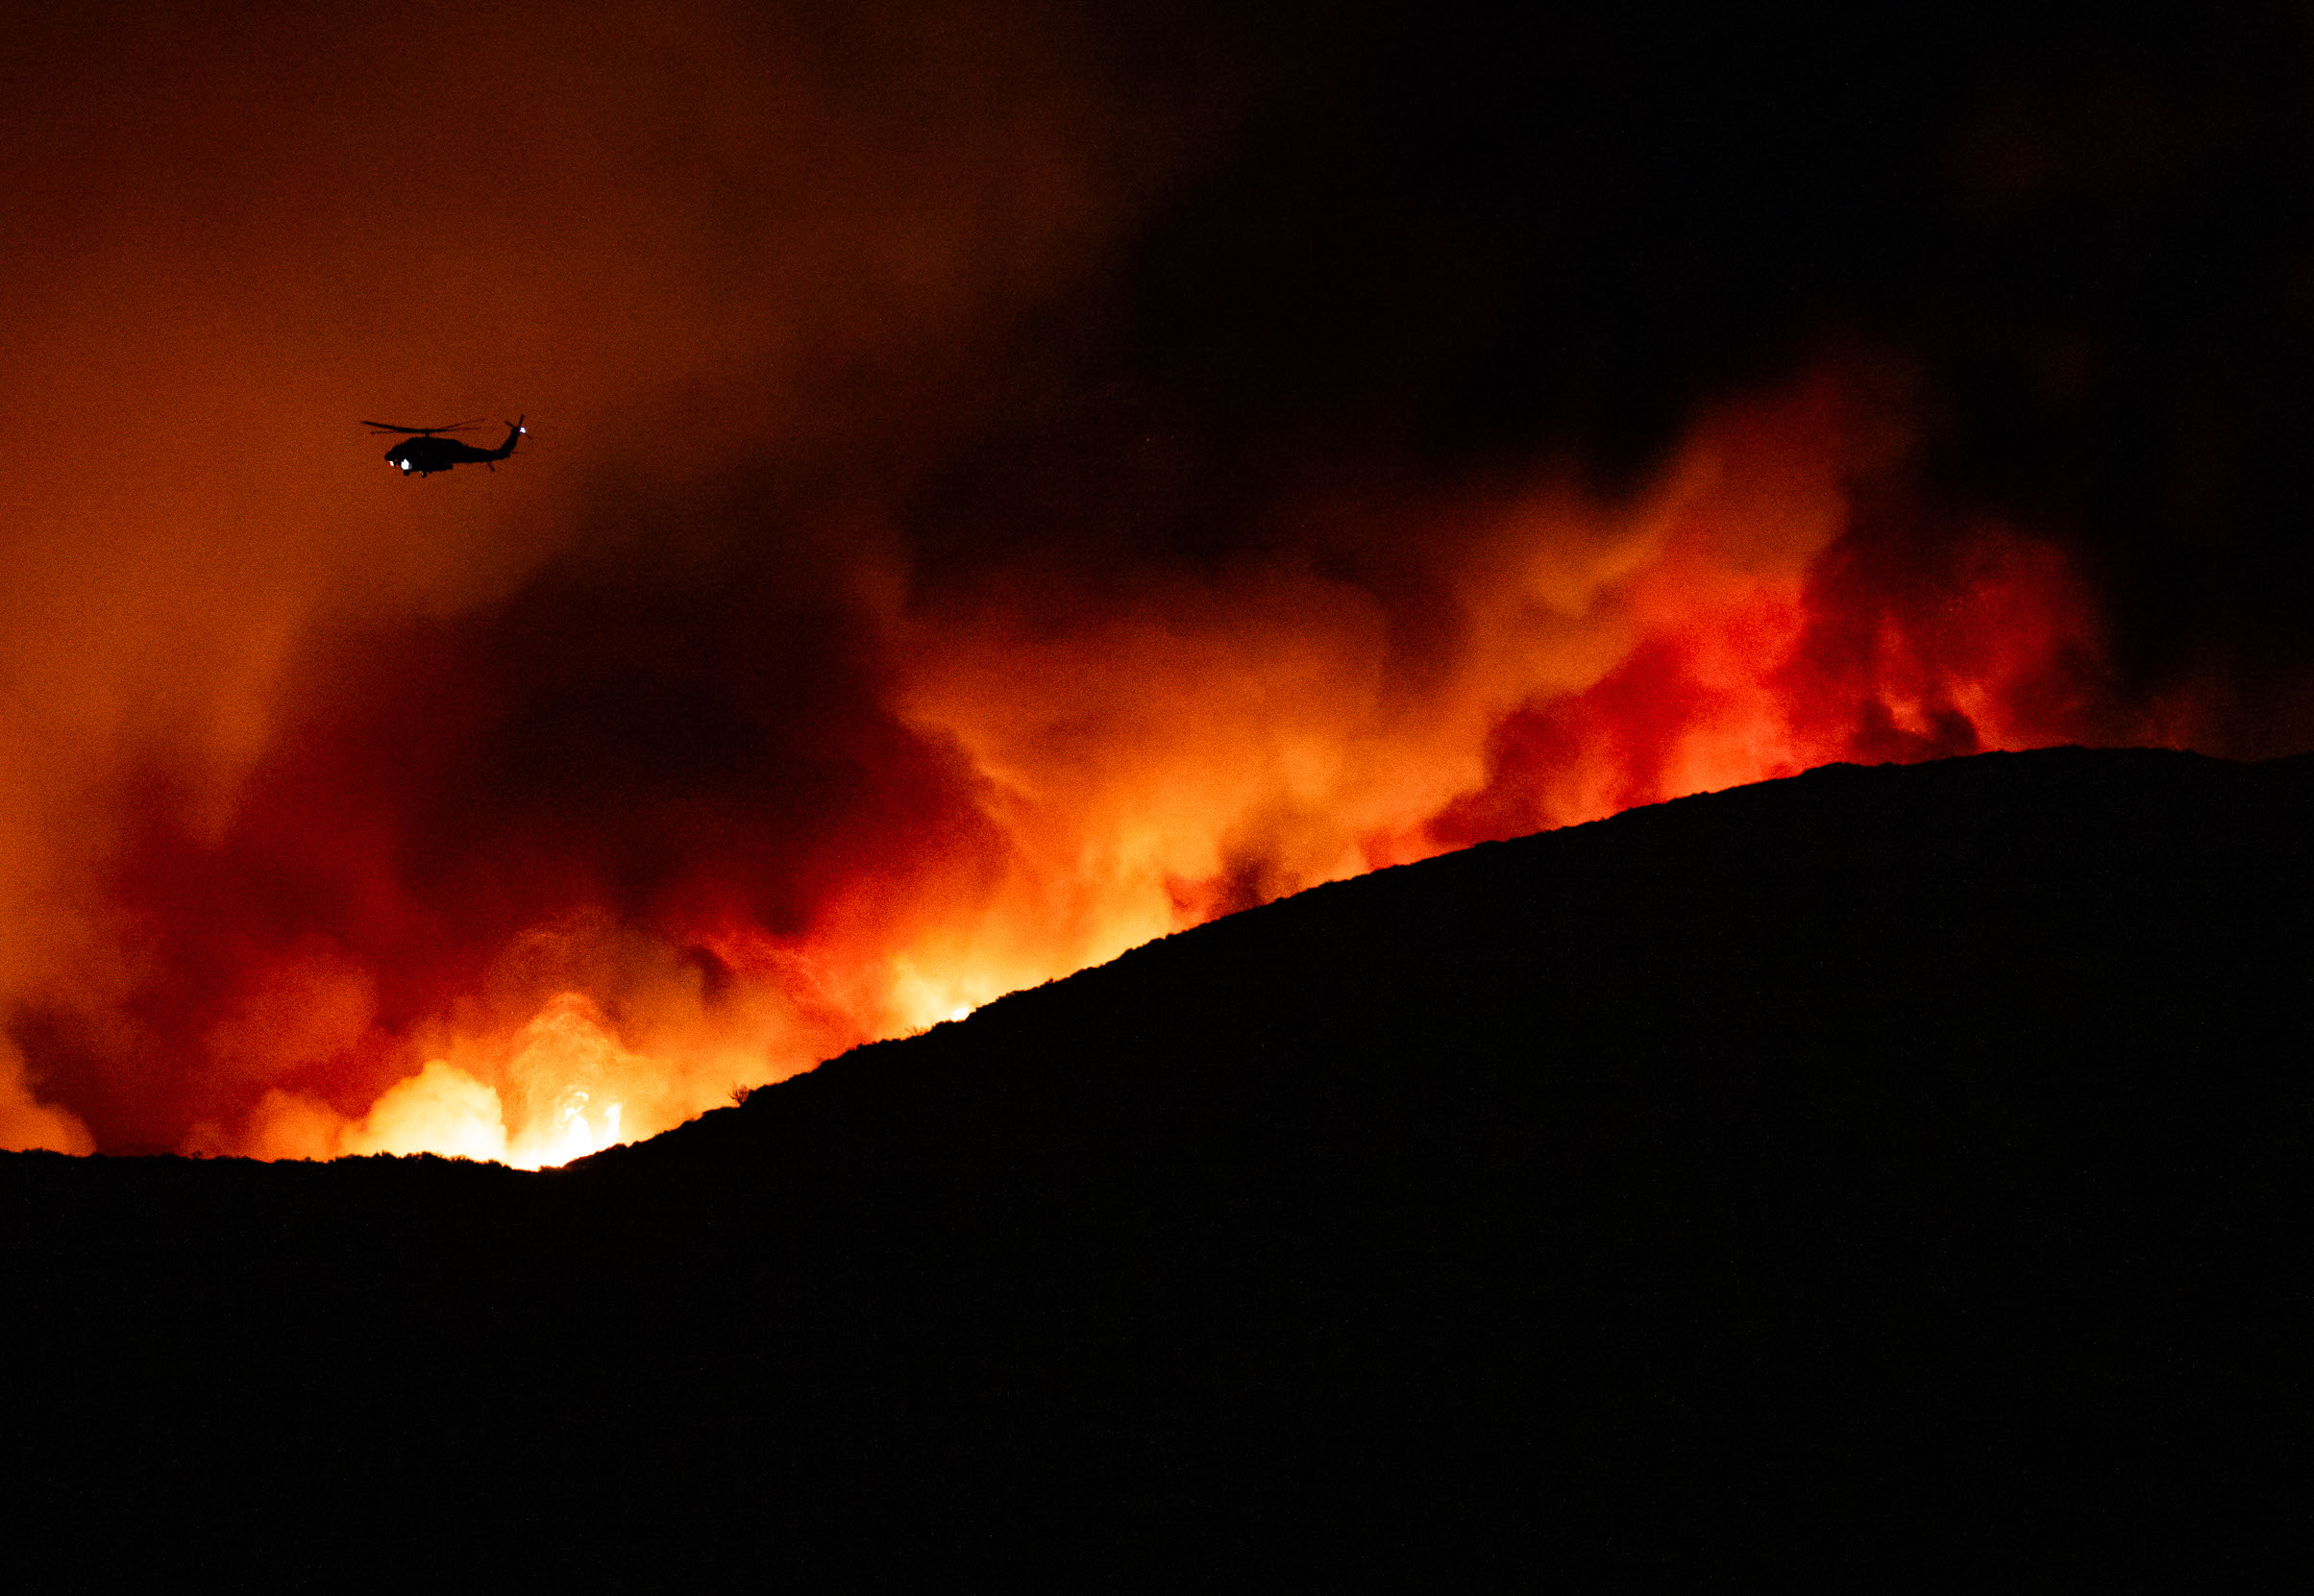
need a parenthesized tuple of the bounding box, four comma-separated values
(6, 0, 2312, 1158)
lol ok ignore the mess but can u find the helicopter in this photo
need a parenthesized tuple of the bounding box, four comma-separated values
(363, 416, 526, 477)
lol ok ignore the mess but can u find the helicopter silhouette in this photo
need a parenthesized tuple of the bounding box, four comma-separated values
(363, 417, 526, 477)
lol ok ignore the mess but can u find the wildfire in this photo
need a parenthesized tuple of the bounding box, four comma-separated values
(236, 993, 635, 1167)
(0, 368, 2122, 1164)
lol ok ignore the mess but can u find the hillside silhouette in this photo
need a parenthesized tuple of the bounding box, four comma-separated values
(5, 748, 2307, 1583)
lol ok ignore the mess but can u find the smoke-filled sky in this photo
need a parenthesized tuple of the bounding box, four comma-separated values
(6, 0, 2313, 1160)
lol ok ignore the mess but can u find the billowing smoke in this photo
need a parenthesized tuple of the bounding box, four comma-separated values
(5, 1, 2310, 1157)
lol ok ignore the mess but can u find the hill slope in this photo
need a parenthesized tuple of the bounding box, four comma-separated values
(6, 748, 2308, 1582)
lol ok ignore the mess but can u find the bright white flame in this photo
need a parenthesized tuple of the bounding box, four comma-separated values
(530, 1088, 621, 1167)
(948, 1005, 972, 1022)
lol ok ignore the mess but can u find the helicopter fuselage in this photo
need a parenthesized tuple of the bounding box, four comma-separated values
(379, 418, 526, 477)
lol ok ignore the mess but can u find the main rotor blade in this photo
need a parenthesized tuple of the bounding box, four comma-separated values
(360, 419, 482, 434)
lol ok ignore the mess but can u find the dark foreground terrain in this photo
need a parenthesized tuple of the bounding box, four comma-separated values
(6, 749, 2308, 1583)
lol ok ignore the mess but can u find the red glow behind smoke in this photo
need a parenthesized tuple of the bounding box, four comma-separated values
(1431, 517, 2106, 847)
(0, 367, 2130, 1162)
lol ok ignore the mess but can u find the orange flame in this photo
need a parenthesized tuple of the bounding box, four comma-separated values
(1, 368, 2125, 1162)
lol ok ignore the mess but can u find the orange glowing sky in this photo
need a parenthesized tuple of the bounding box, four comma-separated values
(6, 1, 2312, 1159)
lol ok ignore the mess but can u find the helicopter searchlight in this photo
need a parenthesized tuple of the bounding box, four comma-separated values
(363, 417, 527, 477)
